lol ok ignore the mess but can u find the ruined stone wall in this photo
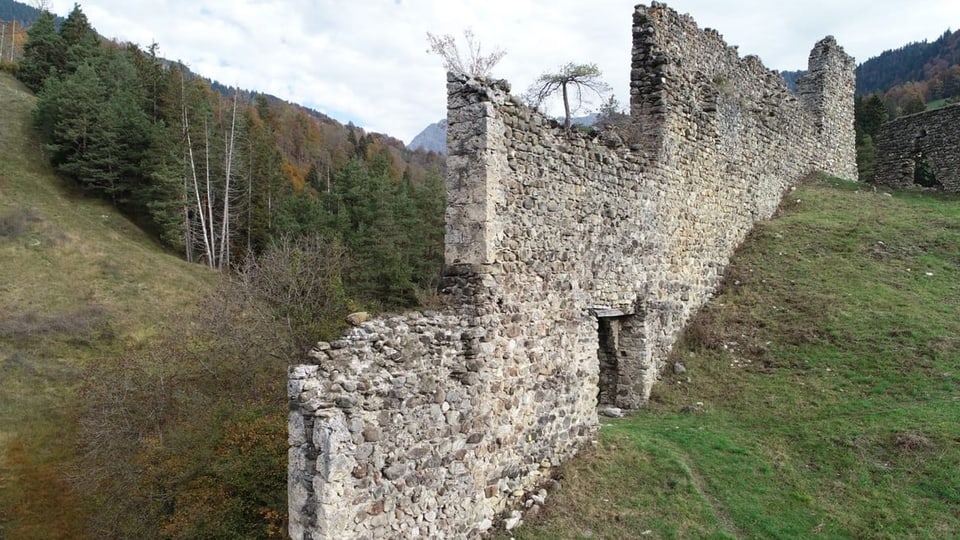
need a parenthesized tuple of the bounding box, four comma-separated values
(288, 272, 599, 539)
(873, 104, 960, 191)
(289, 3, 856, 539)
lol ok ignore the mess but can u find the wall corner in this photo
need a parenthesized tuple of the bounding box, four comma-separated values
(444, 74, 509, 269)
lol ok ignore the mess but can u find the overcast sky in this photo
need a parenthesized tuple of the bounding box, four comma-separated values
(48, 1, 959, 144)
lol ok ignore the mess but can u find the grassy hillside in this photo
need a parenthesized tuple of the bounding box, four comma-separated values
(506, 177, 960, 539)
(0, 72, 214, 538)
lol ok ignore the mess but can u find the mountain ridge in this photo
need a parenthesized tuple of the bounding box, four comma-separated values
(856, 28, 960, 96)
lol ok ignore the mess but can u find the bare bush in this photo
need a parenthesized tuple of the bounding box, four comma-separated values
(0, 207, 43, 239)
(234, 233, 351, 352)
(426, 29, 506, 78)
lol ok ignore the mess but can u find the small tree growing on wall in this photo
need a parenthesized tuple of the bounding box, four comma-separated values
(525, 62, 612, 130)
(425, 29, 505, 78)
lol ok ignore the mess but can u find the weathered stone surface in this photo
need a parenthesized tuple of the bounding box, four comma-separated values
(289, 4, 855, 539)
(345, 311, 370, 326)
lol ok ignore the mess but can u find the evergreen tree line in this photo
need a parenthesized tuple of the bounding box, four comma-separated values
(854, 93, 888, 181)
(17, 5, 445, 309)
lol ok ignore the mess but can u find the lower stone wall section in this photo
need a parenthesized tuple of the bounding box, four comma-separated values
(288, 285, 598, 539)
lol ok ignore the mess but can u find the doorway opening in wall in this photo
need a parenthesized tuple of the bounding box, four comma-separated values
(597, 315, 626, 407)
(913, 152, 942, 189)
(593, 307, 644, 409)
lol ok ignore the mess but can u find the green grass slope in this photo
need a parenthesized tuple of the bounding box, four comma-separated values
(0, 72, 214, 538)
(508, 177, 960, 539)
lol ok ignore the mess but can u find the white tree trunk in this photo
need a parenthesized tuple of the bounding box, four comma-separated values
(203, 118, 217, 268)
(181, 76, 213, 268)
(187, 124, 213, 267)
(217, 90, 239, 269)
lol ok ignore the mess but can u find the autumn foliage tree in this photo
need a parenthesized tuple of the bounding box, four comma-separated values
(0, 19, 28, 68)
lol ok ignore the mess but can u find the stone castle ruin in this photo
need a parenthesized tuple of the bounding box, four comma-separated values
(288, 3, 856, 538)
(873, 104, 960, 191)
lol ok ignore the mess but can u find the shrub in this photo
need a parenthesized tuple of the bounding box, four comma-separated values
(0, 207, 42, 239)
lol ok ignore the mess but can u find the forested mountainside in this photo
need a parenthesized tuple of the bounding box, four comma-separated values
(8, 4, 445, 309)
(856, 28, 960, 96)
(781, 28, 960, 107)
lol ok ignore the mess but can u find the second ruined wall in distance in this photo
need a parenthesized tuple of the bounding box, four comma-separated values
(873, 104, 960, 191)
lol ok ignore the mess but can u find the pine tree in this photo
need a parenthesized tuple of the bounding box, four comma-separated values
(525, 63, 611, 130)
(855, 93, 888, 148)
(60, 4, 100, 73)
(17, 10, 64, 92)
(40, 61, 103, 180)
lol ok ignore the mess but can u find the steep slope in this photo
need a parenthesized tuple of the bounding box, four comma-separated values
(0, 72, 214, 538)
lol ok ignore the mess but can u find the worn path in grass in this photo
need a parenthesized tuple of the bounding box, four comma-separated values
(506, 176, 960, 539)
(0, 72, 214, 538)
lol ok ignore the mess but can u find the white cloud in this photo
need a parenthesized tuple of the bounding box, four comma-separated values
(52, 0, 960, 144)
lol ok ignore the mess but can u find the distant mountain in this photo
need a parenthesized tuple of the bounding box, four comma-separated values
(856, 28, 960, 96)
(780, 70, 805, 93)
(570, 112, 598, 126)
(0, 0, 64, 26)
(407, 119, 447, 155)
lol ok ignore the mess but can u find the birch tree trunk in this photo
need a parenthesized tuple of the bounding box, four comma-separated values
(203, 118, 217, 268)
(180, 72, 213, 267)
(217, 90, 239, 269)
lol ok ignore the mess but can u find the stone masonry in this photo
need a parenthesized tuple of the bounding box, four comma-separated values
(289, 3, 857, 538)
(873, 104, 960, 191)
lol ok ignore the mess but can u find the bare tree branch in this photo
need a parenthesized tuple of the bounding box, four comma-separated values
(426, 28, 506, 78)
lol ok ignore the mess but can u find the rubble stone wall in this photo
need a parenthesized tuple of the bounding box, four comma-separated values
(289, 3, 857, 539)
(873, 104, 960, 191)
